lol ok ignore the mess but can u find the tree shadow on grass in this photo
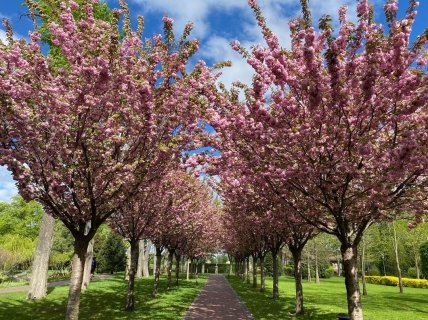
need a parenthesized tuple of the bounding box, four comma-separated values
(0, 275, 206, 320)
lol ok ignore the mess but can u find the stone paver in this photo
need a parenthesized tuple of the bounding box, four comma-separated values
(184, 274, 254, 320)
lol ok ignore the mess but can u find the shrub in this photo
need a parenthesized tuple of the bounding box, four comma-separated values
(284, 265, 294, 276)
(367, 265, 380, 276)
(365, 276, 428, 288)
(320, 265, 335, 279)
(420, 242, 428, 278)
(407, 267, 417, 279)
(97, 233, 126, 274)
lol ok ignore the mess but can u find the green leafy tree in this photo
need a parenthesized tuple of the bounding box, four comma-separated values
(97, 232, 126, 274)
(420, 242, 428, 279)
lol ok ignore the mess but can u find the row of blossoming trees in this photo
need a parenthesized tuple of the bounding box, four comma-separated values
(0, 0, 221, 319)
(0, 0, 427, 319)
(192, 1, 427, 320)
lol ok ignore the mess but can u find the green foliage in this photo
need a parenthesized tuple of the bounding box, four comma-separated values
(50, 221, 74, 270)
(407, 267, 417, 279)
(420, 241, 428, 278)
(367, 264, 380, 276)
(283, 265, 294, 276)
(0, 196, 43, 271)
(97, 232, 126, 274)
(320, 265, 335, 279)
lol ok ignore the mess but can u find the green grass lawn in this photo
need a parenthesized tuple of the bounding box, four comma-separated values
(0, 274, 206, 320)
(228, 275, 428, 320)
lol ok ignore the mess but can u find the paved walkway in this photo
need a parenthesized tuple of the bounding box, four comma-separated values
(0, 274, 111, 294)
(184, 274, 254, 320)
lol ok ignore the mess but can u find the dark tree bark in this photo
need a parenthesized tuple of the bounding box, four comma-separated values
(290, 247, 304, 315)
(27, 212, 55, 300)
(126, 239, 139, 311)
(361, 237, 367, 296)
(252, 255, 257, 288)
(152, 246, 162, 297)
(166, 250, 174, 290)
(175, 253, 181, 285)
(272, 251, 279, 300)
(65, 238, 90, 320)
(259, 255, 266, 292)
(341, 243, 363, 320)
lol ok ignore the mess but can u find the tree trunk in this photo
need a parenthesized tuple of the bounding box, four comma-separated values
(414, 246, 420, 279)
(136, 240, 144, 278)
(152, 246, 162, 297)
(361, 237, 367, 296)
(81, 237, 94, 290)
(153, 252, 157, 277)
(246, 258, 251, 284)
(126, 240, 139, 311)
(381, 253, 386, 276)
(166, 250, 174, 290)
(142, 240, 150, 277)
(175, 253, 181, 285)
(341, 243, 363, 320)
(272, 251, 279, 300)
(125, 246, 131, 280)
(392, 221, 403, 294)
(202, 263, 205, 274)
(27, 212, 55, 300)
(291, 248, 304, 315)
(65, 238, 90, 320)
(252, 255, 257, 288)
(307, 252, 312, 282)
(260, 255, 265, 292)
(186, 258, 190, 281)
(336, 251, 342, 277)
(314, 240, 320, 284)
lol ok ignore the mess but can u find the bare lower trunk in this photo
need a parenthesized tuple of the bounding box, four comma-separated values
(252, 255, 257, 288)
(272, 251, 279, 300)
(27, 212, 55, 300)
(81, 238, 94, 290)
(392, 221, 403, 294)
(260, 255, 265, 292)
(314, 241, 320, 284)
(126, 240, 139, 311)
(136, 240, 145, 278)
(152, 252, 157, 277)
(291, 248, 304, 315)
(166, 250, 174, 290)
(307, 252, 312, 282)
(341, 244, 363, 320)
(175, 253, 180, 285)
(125, 247, 131, 280)
(202, 263, 205, 274)
(152, 247, 162, 297)
(65, 238, 90, 320)
(361, 237, 367, 296)
(414, 247, 420, 279)
(142, 240, 150, 277)
(246, 258, 250, 284)
(186, 258, 190, 281)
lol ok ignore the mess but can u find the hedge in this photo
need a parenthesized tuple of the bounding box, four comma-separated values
(365, 276, 428, 289)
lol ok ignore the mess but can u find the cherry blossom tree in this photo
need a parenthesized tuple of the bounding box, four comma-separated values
(202, 1, 428, 319)
(0, 0, 212, 318)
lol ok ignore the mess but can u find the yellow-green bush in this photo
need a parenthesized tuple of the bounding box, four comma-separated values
(365, 276, 428, 289)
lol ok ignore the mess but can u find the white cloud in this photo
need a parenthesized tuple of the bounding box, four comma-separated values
(0, 166, 17, 202)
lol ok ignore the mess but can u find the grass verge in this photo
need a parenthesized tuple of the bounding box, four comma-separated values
(0, 274, 206, 320)
(227, 275, 428, 320)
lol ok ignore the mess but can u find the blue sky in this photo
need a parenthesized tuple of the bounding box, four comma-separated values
(0, 0, 426, 201)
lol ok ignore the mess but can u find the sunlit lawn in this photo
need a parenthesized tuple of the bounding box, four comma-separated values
(0, 274, 206, 320)
(228, 275, 428, 320)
